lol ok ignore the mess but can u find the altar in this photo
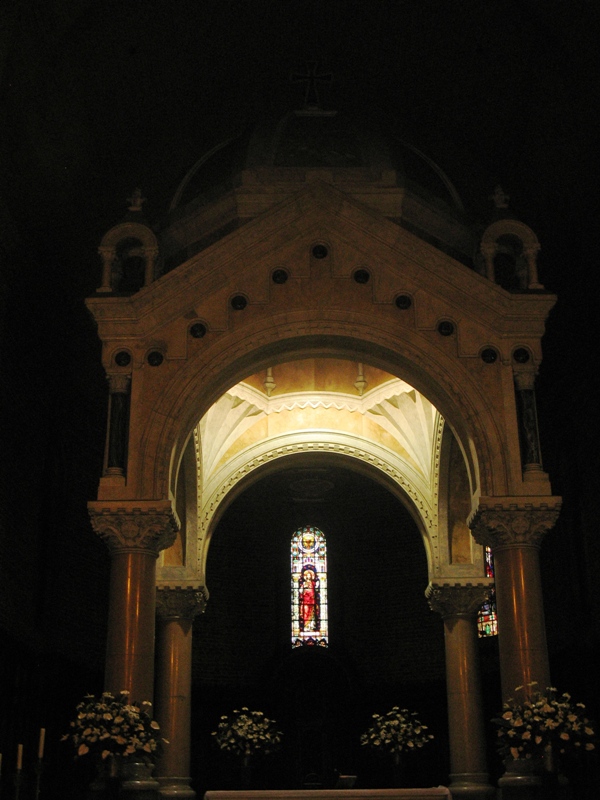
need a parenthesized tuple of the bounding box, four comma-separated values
(205, 789, 452, 800)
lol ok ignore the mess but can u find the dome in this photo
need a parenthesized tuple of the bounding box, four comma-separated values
(170, 108, 464, 214)
(162, 107, 476, 276)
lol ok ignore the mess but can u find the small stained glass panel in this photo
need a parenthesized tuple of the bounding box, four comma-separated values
(478, 546, 498, 637)
(291, 526, 328, 647)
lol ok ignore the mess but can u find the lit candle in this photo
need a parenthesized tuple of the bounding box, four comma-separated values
(16, 743, 23, 771)
(38, 728, 45, 759)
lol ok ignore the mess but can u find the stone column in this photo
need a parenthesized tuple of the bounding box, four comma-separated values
(98, 245, 116, 292)
(426, 583, 495, 799)
(470, 500, 561, 703)
(106, 374, 131, 475)
(513, 366, 544, 481)
(524, 243, 543, 290)
(145, 247, 160, 287)
(89, 501, 178, 703)
(480, 242, 496, 283)
(154, 587, 208, 799)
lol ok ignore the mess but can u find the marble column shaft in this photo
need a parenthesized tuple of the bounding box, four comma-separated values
(155, 587, 207, 798)
(470, 501, 560, 702)
(427, 584, 494, 798)
(89, 502, 178, 703)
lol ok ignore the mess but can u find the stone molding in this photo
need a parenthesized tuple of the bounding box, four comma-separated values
(426, 582, 493, 618)
(469, 498, 561, 549)
(156, 586, 208, 620)
(89, 501, 179, 554)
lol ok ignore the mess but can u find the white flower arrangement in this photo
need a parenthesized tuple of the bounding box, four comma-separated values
(62, 690, 165, 762)
(211, 708, 283, 758)
(492, 683, 596, 762)
(360, 706, 434, 755)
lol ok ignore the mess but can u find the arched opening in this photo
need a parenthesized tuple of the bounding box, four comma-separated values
(192, 463, 449, 792)
(160, 332, 492, 525)
(161, 354, 490, 591)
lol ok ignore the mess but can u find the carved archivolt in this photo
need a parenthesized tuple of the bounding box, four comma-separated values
(149, 314, 493, 503)
(197, 433, 440, 581)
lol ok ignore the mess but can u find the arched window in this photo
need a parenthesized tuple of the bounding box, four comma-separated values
(291, 526, 328, 647)
(477, 546, 498, 637)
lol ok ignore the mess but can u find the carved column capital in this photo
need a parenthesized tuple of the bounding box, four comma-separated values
(426, 582, 493, 618)
(156, 586, 208, 620)
(89, 501, 179, 554)
(513, 366, 537, 391)
(108, 373, 131, 394)
(469, 498, 561, 550)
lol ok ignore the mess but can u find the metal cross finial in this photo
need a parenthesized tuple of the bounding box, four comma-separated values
(127, 187, 146, 212)
(292, 61, 332, 110)
(490, 185, 510, 209)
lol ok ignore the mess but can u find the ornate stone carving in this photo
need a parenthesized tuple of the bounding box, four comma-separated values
(469, 501, 561, 549)
(426, 583, 492, 618)
(89, 504, 179, 553)
(156, 586, 208, 620)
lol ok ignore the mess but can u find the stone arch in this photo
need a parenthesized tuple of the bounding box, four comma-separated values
(196, 429, 442, 583)
(130, 311, 509, 512)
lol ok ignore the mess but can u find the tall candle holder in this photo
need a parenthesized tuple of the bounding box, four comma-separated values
(13, 745, 23, 800)
(35, 729, 45, 800)
(12, 769, 21, 800)
(33, 759, 43, 800)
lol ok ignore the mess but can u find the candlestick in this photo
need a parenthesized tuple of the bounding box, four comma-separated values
(37, 730, 45, 760)
(16, 745, 22, 772)
(34, 757, 43, 800)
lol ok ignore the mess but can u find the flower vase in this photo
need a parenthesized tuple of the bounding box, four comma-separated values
(118, 759, 159, 800)
(87, 756, 120, 800)
(240, 755, 253, 789)
(498, 758, 544, 799)
(541, 747, 568, 799)
(391, 752, 406, 788)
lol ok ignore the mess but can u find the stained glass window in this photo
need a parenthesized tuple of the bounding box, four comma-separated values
(291, 526, 328, 647)
(477, 546, 498, 637)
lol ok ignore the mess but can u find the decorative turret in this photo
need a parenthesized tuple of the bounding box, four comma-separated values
(478, 186, 543, 291)
(97, 189, 160, 294)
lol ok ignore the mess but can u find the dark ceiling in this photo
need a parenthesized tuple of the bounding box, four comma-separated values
(2, 1, 598, 285)
(1, 0, 599, 511)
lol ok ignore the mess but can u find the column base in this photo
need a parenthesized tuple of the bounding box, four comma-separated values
(157, 777, 196, 799)
(449, 772, 496, 799)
